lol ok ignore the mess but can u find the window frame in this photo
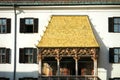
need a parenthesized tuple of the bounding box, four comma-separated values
(24, 18, 34, 33)
(109, 48, 120, 63)
(113, 17, 120, 32)
(109, 17, 120, 33)
(0, 48, 11, 64)
(0, 18, 7, 33)
(19, 48, 37, 64)
(20, 18, 38, 33)
(24, 48, 34, 63)
(0, 48, 6, 63)
(0, 18, 11, 34)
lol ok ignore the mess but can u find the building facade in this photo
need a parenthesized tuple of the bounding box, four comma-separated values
(0, 0, 120, 80)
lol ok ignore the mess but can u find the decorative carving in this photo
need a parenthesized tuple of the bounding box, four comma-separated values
(38, 48, 98, 57)
(73, 54, 80, 60)
(55, 54, 62, 61)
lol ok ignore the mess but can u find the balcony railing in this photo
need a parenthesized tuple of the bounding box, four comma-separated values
(38, 75, 99, 80)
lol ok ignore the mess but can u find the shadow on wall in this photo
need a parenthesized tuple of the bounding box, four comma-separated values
(90, 19, 113, 80)
(0, 71, 38, 80)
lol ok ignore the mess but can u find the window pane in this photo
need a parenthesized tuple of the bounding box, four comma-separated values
(25, 55, 28, 63)
(114, 18, 118, 24)
(0, 19, 6, 25)
(118, 18, 120, 23)
(118, 49, 120, 54)
(25, 19, 33, 25)
(29, 19, 33, 24)
(29, 55, 33, 63)
(119, 25, 120, 32)
(25, 49, 33, 55)
(2, 55, 6, 63)
(0, 20, 2, 25)
(2, 25, 6, 33)
(114, 18, 120, 24)
(118, 18, 120, 24)
(0, 49, 5, 55)
(25, 19, 29, 24)
(114, 49, 118, 54)
(29, 49, 33, 54)
(114, 25, 118, 32)
(25, 49, 29, 55)
(2, 19, 6, 25)
(114, 55, 119, 63)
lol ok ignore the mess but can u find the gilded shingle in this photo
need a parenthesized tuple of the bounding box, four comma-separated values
(37, 15, 99, 47)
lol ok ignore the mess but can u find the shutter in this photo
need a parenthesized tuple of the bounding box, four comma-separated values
(6, 48, 11, 63)
(34, 18, 38, 33)
(19, 48, 25, 63)
(108, 17, 114, 32)
(33, 48, 37, 63)
(20, 18, 25, 33)
(109, 48, 114, 63)
(7, 19, 11, 33)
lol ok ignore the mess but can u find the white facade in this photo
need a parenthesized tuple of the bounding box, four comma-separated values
(0, 5, 120, 80)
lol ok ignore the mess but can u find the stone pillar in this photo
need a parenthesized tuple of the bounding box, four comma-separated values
(73, 55, 80, 76)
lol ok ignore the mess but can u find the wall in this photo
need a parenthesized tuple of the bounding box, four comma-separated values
(0, 6, 120, 80)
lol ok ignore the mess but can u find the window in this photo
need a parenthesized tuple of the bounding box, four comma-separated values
(19, 48, 37, 63)
(20, 18, 38, 33)
(109, 48, 120, 63)
(0, 18, 11, 33)
(19, 77, 37, 80)
(0, 48, 11, 63)
(109, 17, 120, 32)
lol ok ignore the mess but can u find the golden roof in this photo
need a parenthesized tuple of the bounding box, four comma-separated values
(37, 15, 99, 47)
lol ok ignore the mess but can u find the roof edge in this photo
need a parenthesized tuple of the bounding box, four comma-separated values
(0, 2, 120, 6)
